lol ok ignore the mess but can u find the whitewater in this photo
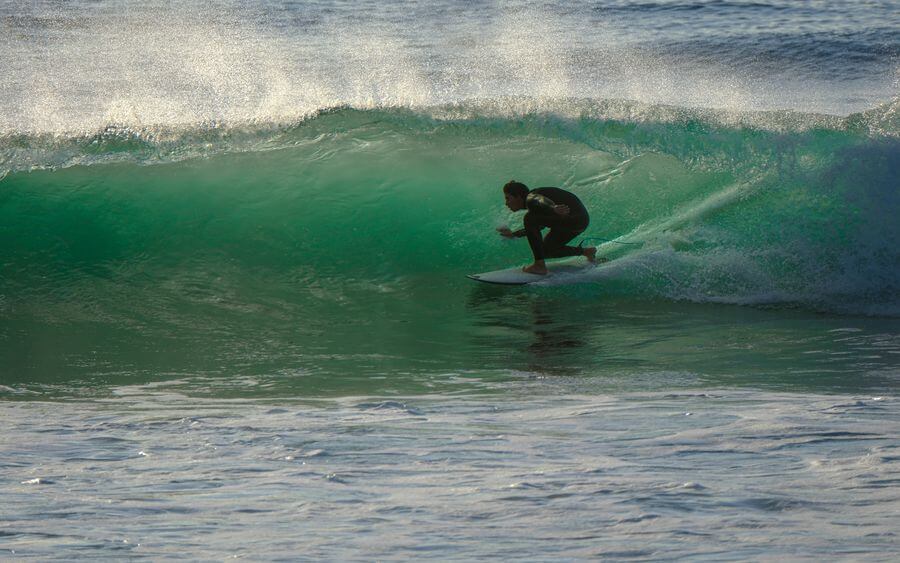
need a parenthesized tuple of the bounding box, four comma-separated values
(2, 0, 899, 559)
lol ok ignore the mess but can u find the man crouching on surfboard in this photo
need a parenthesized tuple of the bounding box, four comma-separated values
(497, 180, 598, 275)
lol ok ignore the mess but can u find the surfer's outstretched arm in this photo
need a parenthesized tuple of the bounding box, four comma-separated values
(497, 226, 526, 238)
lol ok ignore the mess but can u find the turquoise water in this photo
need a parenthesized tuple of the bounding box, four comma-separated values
(2, 105, 898, 394)
(2, 0, 899, 559)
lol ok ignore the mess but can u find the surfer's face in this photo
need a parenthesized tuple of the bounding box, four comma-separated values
(504, 192, 525, 211)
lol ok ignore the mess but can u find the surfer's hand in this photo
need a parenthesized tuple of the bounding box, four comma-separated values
(497, 226, 514, 238)
(553, 204, 570, 216)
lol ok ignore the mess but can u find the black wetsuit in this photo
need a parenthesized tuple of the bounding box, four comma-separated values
(512, 187, 590, 261)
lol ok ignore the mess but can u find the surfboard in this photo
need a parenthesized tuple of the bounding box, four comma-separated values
(467, 258, 596, 285)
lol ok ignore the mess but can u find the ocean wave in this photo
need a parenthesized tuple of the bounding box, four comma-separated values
(1, 99, 897, 317)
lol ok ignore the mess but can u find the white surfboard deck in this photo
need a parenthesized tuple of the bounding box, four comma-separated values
(467, 258, 596, 285)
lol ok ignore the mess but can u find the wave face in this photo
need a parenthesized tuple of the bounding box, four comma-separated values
(2, 102, 898, 324)
(1, 1, 898, 388)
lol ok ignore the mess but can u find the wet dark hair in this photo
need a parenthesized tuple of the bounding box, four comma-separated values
(502, 180, 529, 199)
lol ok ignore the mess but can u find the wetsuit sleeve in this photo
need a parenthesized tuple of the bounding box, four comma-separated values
(526, 192, 556, 213)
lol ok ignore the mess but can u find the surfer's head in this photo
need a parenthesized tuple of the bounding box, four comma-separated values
(503, 180, 529, 211)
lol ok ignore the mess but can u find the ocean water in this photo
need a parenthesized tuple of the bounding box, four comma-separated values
(2, 0, 899, 559)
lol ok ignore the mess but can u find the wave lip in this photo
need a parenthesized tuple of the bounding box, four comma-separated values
(1, 98, 897, 175)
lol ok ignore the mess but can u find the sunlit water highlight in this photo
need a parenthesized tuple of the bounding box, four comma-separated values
(3, 389, 899, 559)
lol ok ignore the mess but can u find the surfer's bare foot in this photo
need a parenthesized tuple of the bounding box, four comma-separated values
(522, 263, 548, 275)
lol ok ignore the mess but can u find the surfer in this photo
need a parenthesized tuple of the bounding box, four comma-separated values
(497, 180, 597, 275)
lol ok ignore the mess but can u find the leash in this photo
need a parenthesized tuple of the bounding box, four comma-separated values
(578, 236, 642, 247)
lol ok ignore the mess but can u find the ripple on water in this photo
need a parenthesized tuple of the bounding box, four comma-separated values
(1, 391, 898, 559)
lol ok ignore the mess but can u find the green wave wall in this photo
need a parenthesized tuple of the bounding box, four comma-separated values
(2, 102, 898, 334)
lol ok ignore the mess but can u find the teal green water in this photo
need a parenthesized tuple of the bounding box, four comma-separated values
(1, 103, 898, 396)
(2, 2, 899, 558)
